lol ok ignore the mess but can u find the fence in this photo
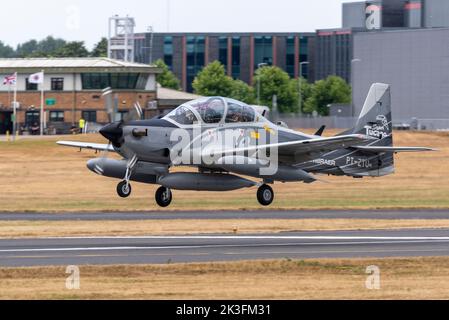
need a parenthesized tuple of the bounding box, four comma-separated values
(275, 116, 357, 130)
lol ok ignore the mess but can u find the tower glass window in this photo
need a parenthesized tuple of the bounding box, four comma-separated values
(186, 36, 205, 92)
(81, 73, 140, 90)
(254, 36, 273, 70)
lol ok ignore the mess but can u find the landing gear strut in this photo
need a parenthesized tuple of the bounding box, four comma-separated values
(117, 181, 132, 198)
(117, 155, 138, 199)
(156, 186, 173, 208)
(257, 184, 274, 206)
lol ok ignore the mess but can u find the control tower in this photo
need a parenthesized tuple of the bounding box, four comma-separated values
(108, 15, 136, 62)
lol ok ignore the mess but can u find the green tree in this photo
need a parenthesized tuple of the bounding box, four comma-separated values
(16, 40, 38, 57)
(37, 36, 66, 54)
(0, 41, 15, 58)
(230, 79, 256, 104)
(304, 76, 351, 116)
(54, 41, 89, 57)
(192, 61, 235, 97)
(91, 38, 108, 57)
(253, 66, 299, 113)
(16, 37, 66, 57)
(154, 59, 181, 90)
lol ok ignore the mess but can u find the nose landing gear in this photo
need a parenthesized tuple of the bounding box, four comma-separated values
(117, 181, 132, 198)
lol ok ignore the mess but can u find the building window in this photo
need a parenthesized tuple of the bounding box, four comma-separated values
(117, 110, 129, 121)
(164, 36, 174, 70)
(26, 78, 38, 91)
(51, 78, 64, 91)
(81, 73, 140, 90)
(299, 36, 309, 79)
(186, 36, 205, 92)
(82, 111, 97, 123)
(218, 37, 228, 70)
(231, 37, 241, 79)
(254, 36, 273, 71)
(286, 36, 296, 78)
(50, 111, 64, 122)
(25, 111, 40, 126)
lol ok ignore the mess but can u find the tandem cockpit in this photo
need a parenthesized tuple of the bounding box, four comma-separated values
(163, 97, 269, 127)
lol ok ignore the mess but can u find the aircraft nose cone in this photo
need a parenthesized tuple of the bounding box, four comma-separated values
(100, 122, 123, 147)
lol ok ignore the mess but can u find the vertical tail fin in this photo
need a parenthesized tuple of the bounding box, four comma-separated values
(346, 83, 395, 177)
(353, 83, 392, 142)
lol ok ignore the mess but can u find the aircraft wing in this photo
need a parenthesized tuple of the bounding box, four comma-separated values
(354, 146, 436, 153)
(57, 141, 115, 152)
(207, 134, 376, 158)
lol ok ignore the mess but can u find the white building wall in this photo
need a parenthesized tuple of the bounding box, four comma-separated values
(0, 73, 78, 92)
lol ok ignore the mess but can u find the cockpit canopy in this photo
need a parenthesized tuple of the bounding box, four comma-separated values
(164, 97, 263, 126)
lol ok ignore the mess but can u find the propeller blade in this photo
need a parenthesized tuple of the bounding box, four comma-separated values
(123, 102, 144, 124)
(102, 87, 114, 123)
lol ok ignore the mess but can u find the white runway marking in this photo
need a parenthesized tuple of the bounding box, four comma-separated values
(1, 238, 449, 254)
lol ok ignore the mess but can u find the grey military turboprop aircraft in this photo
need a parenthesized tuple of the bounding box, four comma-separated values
(58, 83, 433, 207)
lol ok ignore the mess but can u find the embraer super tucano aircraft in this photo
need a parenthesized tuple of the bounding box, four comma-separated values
(59, 83, 433, 207)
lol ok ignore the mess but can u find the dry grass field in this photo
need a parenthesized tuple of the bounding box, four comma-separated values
(1, 257, 449, 300)
(1, 219, 449, 238)
(0, 130, 448, 212)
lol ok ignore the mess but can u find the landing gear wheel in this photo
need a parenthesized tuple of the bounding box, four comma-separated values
(117, 181, 132, 198)
(156, 186, 173, 208)
(257, 184, 274, 206)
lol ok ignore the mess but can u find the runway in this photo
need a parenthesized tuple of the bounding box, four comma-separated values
(1, 229, 449, 267)
(0, 209, 448, 221)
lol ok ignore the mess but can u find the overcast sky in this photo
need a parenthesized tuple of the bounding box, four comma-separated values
(0, 0, 354, 49)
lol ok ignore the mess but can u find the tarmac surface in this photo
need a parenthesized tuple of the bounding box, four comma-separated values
(0, 209, 448, 221)
(1, 229, 449, 267)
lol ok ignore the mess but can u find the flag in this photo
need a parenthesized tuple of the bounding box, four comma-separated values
(28, 71, 44, 84)
(3, 73, 17, 86)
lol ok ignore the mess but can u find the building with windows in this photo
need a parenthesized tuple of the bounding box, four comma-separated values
(0, 58, 160, 134)
(317, 0, 449, 92)
(134, 32, 315, 92)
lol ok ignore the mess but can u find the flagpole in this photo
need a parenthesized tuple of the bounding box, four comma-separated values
(40, 70, 44, 136)
(12, 73, 17, 142)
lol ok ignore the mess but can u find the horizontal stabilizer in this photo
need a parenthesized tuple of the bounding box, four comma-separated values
(354, 146, 436, 153)
(314, 125, 326, 137)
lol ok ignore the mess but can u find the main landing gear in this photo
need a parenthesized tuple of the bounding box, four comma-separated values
(257, 184, 274, 206)
(155, 186, 173, 208)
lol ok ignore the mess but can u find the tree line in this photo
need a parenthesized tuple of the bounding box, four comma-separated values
(156, 60, 351, 116)
(0, 36, 108, 58)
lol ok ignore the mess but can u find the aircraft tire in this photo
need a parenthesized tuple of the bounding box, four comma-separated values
(257, 184, 274, 206)
(156, 186, 173, 208)
(117, 181, 132, 198)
